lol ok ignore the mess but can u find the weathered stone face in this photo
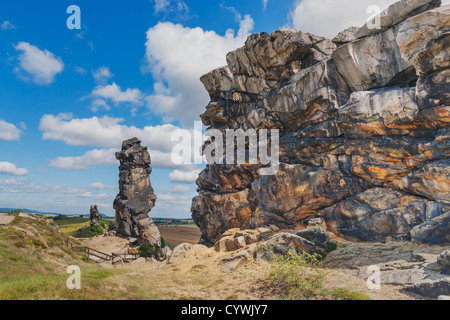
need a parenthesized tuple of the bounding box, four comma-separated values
(113, 137, 161, 248)
(90, 205, 101, 227)
(191, 2, 450, 245)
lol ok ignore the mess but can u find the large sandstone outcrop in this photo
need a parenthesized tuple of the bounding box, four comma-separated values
(113, 138, 161, 248)
(191, 0, 450, 246)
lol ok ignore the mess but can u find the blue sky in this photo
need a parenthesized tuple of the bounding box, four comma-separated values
(1, 0, 435, 218)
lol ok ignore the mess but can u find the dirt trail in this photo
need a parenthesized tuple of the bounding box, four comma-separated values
(81, 235, 415, 300)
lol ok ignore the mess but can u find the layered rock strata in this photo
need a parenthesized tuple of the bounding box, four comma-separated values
(192, 0, 450, 246)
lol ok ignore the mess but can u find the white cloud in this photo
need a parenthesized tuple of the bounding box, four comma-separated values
(168, 185, 190, 194)
(90, 99, 111, 112)
(92, 83, 143, 105)
(13, 42, 64, 85)
(168, 169, 201, 184)
(0, 120, 22, 141)
(152, 0, 190, 19)
(87, 182, 116, 190)
(49, 148, 117, 170)
(1, 20, 16, 31)
(73, 66, 88, 75)
(0, 162, 28, 176)
(92, 66, 113, 84)
(143, 14, 254, 125)
(263, 0, 269, 11)
(40, 113, 180, 150)
(41, 114, 201, 170)
(289, 0, 401, 39)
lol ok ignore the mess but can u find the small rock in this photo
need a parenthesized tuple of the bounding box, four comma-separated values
(307, 218, 324, 227)
(128, 238, 138, 245)
(169, 243, 192, 262)
(254, 232, 317, 262)
(131, 257, 146, 264)
(437, 250, 450, 270)
(112, 256, 124, 265)
(234, 236, 246, 249)
(401, 278, 450, 299)
(295, 226, 328, 244)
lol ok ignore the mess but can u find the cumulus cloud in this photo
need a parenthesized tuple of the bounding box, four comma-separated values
(168, 169, 201, 184)
(49, 148, 117, 170)
(0, 120, 22, 141)
(143, 14, 254, 125)
(1, 20, 16, 31)
(92, 83, 143, 105)
(0, 162, 28, 176)
(40, 113, 180, 150)
(41, 114, 201, 170)
(289, 0, 401, 39)
(92, 66, 113, 84)
(13, 42, 64, 85)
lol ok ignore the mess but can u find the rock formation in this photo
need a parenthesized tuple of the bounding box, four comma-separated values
(191, 0, 450, 246)
(89, 205, 101, 226)
(113, 137, 161, 248)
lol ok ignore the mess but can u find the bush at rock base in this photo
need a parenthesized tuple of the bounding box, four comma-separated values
(137, 244, 160, 259)
(269, 249, 325, 300)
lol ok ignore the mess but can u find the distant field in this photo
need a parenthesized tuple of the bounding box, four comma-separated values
(54, 216, 91, 236)
(159, 225, 201, 247)
(53, 216, 201, 246)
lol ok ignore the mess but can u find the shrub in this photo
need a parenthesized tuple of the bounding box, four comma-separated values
(6, 209, 21, 216)
(99, 219, 110, 230)
(82, 254, 89, 262)
(160, 237, 168, 248)
(137, 245, 160, 259)
(86, 225, 104, 238)
(269, 249, 325, 300)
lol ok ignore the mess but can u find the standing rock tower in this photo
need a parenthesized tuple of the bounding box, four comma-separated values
(113, 137, 161, 248)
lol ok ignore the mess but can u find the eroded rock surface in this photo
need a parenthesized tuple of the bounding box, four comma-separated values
(90, 205, 101, 227)
(191, 2, 450, 246)
(113, 138, 161, 249)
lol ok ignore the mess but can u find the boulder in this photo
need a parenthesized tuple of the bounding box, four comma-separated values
(253, 232, 317, 262)
(337, 86, 421, 137)
(355, 0, 441, 39)
(295, 226, 329, 244)
(332, 27, 358, 46)
(410, 211, 450, 244)
(400, 278, 450, 299)
(437, 250, 450, 270)
(169, 243, 192, 263)
(322, 188, 449, 242)
(333, 25, 413, 91)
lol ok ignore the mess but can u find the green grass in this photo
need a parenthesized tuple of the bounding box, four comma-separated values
(0, 215, 131, 300)
(329, 288, 372, 300)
